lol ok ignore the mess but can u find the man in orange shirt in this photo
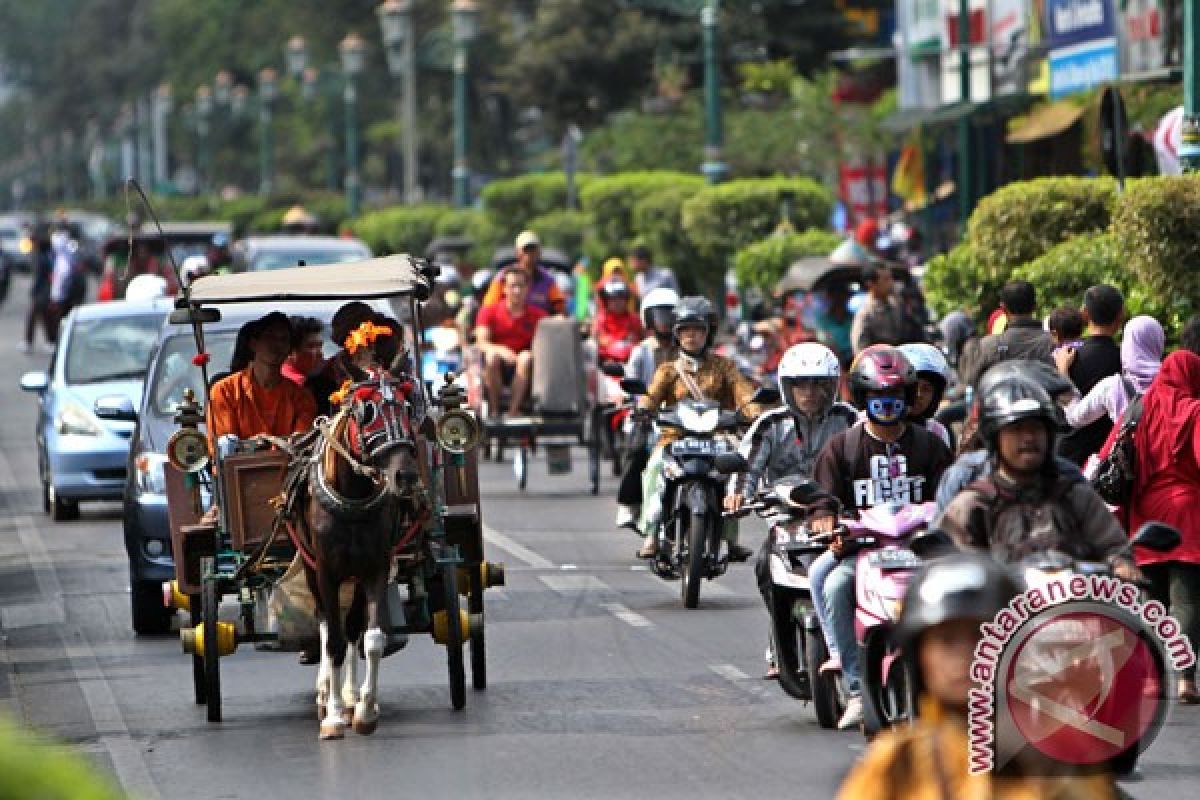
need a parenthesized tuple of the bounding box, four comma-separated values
(208, 312, 317, 450)
(480, 230, 566, 315)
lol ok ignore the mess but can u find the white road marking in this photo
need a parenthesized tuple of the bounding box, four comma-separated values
(559, 563, 578, 570)
(482, 524, 556, 570)
(598, 602, 654, 629)
(709, 663, 751, 682)
(0, 456, 160, 800)
(539, 575, 609, 592)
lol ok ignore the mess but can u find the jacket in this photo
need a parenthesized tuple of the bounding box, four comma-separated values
(837, 696, 1116, 800)
(734, 403, 858, 498)
(626, 337, 675, 387)
(935, 451, 1085, 511)
(850, 295, 905, 355)
(960, 317, 1055, 388)
(937, 471, 1132, 566)
(641, 353, 759, 449)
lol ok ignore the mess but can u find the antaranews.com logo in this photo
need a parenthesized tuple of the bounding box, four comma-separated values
(968, 572, 1196, 775)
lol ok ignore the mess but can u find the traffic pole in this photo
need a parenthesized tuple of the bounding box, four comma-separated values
(701, 0, 727, 184)
(1183, 0, 1200, 172)
(957, 0, 974, 231)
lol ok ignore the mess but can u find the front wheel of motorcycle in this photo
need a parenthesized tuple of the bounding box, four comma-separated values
(861, 631, 912, 737)
(681, 508, 705, 609)
(805, 623, 841, 729)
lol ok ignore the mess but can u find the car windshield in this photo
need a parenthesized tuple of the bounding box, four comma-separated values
(249, 248, 369, 271)
(65, 314, 165, 384)
(0, 227, 19, 241)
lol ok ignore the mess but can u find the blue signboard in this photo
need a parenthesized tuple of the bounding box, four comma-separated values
(1044, 0, 1115, 50)
(1049, 38, 1119, 98)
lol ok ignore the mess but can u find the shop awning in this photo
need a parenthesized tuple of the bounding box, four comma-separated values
(1006, 101, 1085, 144)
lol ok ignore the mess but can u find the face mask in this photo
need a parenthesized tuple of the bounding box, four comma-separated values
(866, 395, 906, 426)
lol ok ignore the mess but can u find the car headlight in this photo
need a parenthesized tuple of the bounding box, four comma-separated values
(134, 452, 169, 496)
(56, 403, 105, 437)
(677, 404, 719, 434)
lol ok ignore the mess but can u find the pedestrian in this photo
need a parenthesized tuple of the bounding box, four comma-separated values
(21, 228, 55, 353)
(1056, 284, 1124, 466)
(1059, 315, 1163, 432)
(849, 263, 905, 355)
(958, 280, 1055, 389)
(1128, 348, 1200, 704)
(1047, 306, 1085, 353)
(47, 229, 85, 335)
(627, 244, 678, 296)
(283, 316, 325, 386)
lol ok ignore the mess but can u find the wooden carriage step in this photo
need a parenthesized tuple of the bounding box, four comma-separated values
(442, 503, 479, 522)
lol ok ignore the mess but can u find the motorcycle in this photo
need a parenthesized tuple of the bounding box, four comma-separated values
(621, 377, 757, 608)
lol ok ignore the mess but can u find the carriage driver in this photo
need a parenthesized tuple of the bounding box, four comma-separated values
(207, 312, 317, 454)
(474, 267, 548, 419)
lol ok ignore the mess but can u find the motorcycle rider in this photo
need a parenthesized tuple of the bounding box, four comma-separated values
(615, 288, 678, 530)
(897, 342, 952, 448)
(936, 373, 1140, 580)
(636, 296, 759, 561)
(726, 342, 858, 678)
(838, 552, 1118, 799)
(808, 345, 953, 728)
(593, 275, 643, 365)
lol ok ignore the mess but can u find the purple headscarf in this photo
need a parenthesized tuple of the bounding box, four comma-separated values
(1121, 315, 1165, 394)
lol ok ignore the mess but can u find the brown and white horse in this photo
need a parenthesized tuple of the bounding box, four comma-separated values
(293, 374, 426, 739)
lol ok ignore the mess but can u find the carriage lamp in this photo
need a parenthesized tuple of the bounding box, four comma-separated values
(436, 409, 480, 455)
(167, 427, 210, 473)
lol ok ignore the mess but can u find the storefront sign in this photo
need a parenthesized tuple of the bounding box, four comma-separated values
(940, 0, 991, 104)
(838, 160, 888, 226)
(1120, 0, 1166, 74)
(1044, 0, 1115, 50)
(990, 0, 1028, 96)
(1049, 37, 1118, 98)
(907, 0, 942, 55)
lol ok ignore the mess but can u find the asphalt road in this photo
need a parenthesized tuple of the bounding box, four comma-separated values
(1, 274, 1198, 799)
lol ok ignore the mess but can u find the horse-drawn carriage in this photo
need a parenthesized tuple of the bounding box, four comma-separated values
(160, 256, 504, 737)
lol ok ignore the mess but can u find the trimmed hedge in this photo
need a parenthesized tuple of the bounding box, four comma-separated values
(347, 204, 451, 256)
(526, 209, 591, 259)
(580, 171, 704, 262)
(733, 229, 843, 291)
(433, 208, 503, 265)
(966, 176, 1116, 273)
(631, 184, 707, 287)
(922, 242, 993, 319)
(479, 172, 592, 232)
(1011, 233, 1124, 315)
(680, 178, 833, 268)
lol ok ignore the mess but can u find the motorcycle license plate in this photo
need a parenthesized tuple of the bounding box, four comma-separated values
(671, 438, 727, 457)
(867, 548, 921, 570)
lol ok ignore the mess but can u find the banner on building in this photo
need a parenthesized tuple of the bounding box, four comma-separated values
(1045, 0, 1117, 96)
(1120, 0, 1167, 74)
(838, 160, 888, 226)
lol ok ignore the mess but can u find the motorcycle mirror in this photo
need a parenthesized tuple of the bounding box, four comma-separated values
(600, 361, 626, 378)
(714, 453, 748, 474)
(1131, 522, 1182, 553)
(620, 378, 648, 396)
(750, 387, 781, 406)
(908, 528, 956, 559)
(784, 480, 824, 505)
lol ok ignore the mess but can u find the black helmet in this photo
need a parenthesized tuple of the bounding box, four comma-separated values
(673, 296, 717, 356)
(978, 360, 1076, 405)
(978, 374, 1064, 448)
(896, 553, 1023, 650)
(848, 344, 917, 410)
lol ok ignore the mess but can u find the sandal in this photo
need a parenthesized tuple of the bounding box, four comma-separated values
(1178, 681, 1200, 705)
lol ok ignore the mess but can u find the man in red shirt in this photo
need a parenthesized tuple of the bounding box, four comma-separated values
(475, 268, 548, 417)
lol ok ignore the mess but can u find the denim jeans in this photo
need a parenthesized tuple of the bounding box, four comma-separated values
(822, 556, 860, 696)
(809, 550, 839, 660)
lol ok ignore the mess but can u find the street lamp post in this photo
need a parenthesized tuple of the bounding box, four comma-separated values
(195, 85, 213, 193)
(154, 83, 172, 191)
(1183, 0, 1200, 172)
(339, 33, 367, 217)
(451, 0, 480, 207)
(378, 0, 419, 204)
(956, 0, 974, 230)
(700, 0, 727, 183)
(258, 68, 277, 196)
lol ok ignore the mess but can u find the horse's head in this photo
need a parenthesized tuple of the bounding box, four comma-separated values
(345, 376, 421, 494)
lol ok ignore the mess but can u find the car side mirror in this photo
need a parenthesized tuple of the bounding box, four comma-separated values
(909, 528, 956, 559)
(20, 371, 48, 393)
(751, 386, 781, 406)
(620, 378, 647, 396)
(601, 361, 626, 378)
(168, 306, 221, 325)
(1131, 522, 1181, 553)
(94, 395, 138, 422)
(714, 453, 748, 474)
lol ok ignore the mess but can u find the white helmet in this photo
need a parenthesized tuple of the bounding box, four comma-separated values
(180, 254, 209, 287)
(777, 342, 840, 418)
(897, 342, 949, 380)
(124, 274, 168, 301)
(640, 287, 679, 332)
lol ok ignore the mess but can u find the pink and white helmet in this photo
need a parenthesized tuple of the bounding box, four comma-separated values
(777, 342, 840, 417)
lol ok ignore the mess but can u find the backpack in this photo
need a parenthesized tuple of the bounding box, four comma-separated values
(1089, 380, 1144, 506)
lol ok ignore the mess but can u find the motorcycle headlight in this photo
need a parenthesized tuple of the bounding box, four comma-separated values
(677, 404, 719, 434)
(56, 402, 105, 437)
(134, 452, 168, 497)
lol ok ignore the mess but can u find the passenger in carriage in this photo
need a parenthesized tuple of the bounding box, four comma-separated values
(475, 267, 548, 419)
(308, 301, 378, 417)
(207, 312, 318, 452)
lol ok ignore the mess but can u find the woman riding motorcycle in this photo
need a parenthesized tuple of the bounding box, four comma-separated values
(636, 296, 759, 560)
(726, 342, 858, 677)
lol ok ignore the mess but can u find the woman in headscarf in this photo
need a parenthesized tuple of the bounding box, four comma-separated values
(1128, 348, 1200, 704)
(1059, 315, 1164, 430)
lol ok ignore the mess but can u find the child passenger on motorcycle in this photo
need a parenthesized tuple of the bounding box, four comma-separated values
(807, 345, 953, 729)
(724, 342, 857, 678)
(838, 553, 1118, 800)
(636, 296, 759, 561)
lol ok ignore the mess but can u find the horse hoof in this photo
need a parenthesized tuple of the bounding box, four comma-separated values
(341, 707, 355, 725)
(352, 715, 378, 736)
(319, 723, 345, 740)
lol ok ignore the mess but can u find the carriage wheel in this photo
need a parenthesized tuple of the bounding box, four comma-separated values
(468, 568, 486, 691)
(514, 445, 528, 491)
(442, 563, 467, 710)
(201, 562, 223, 722)
(190, 597, 206, 705)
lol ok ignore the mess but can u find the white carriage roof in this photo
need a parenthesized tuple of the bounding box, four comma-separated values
(187, 255, 428, 303)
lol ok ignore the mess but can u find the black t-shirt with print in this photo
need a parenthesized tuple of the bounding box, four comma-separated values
(813, 421, 953, 513)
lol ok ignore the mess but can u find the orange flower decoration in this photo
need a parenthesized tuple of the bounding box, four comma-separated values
(344, 321, 394, 355)
(328, 379, 353, 406)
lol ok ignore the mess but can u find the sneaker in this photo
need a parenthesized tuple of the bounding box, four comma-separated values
(820, 656, 842, 675)
(837, 695, 863, 730)
(727, 543, 753, 563)
(615, 505, 640, 531)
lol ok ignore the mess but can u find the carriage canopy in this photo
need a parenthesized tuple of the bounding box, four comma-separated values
(187, 254, 429, 305)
